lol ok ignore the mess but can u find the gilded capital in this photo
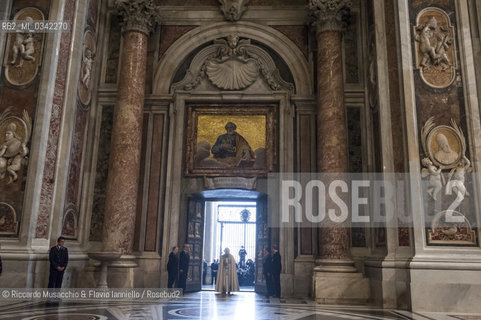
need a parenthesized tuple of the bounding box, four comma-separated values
(309, 0, 352, 33)
(115, 0, 161, 35)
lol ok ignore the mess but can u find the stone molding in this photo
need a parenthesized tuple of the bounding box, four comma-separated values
(115, 0, 161, 35)
(309, 0, 352, 33)
(219, 0, 250, 22)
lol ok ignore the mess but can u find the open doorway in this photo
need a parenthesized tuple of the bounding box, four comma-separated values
(202, 201, 257, 292)
(184, 190, 268, 294)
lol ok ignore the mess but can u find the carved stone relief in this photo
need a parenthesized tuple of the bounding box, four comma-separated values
(219, 0, 249, 22)
(3, 7, 45, 86)
(413, 7, 457, 88)
(0, 107, 32, 185)
(78, 30, 96, 107)
(0, 202, 19, 235)
(428, 210, 476, 245)
(420, 117, 476, 245)
(172, 34, 294, 92)
(421, 117, 470, 204)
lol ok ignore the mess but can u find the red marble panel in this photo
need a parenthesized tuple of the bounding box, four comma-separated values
(298, 114, 313, 255)
(385, 0, 405, 173)
(272, 26, 309, 59)
(36, 0, 75, 239)
(86, 0, 99, 30)
(398, 227, 410, 247)
(144, 114, 165, 252)
(65, 107, 88, 206)
(158, 25, 197, 57)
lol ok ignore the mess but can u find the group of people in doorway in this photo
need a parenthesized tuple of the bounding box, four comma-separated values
(262, 245, 281, 298)
(167, 243, 282, 297)
(167, 244, 191, 292)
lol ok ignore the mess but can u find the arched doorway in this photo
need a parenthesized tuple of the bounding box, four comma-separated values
(184, 189, 268, 294)
(156, 21, 313, 298)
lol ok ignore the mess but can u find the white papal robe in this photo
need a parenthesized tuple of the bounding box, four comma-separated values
(215, 253, 239, 293)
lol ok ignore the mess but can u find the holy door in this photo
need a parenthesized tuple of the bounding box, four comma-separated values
(255, 194, 269, 294)
(185, 196, 205, 292)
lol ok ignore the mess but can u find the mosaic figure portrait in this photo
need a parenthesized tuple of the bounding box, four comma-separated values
(185, 105, 277, 177)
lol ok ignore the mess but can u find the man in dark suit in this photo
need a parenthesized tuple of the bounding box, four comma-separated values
(167, 246, 179, 288)
(271, 245, 281, 298)
(262, 247, 273, 297)
(211, 259, 218, 285)
(178, 244, 190, 292)
(48, 237, 68, 288)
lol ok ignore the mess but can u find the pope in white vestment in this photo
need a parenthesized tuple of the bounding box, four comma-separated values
(215, 248, 239, 294)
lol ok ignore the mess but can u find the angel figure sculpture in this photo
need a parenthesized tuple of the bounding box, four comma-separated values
(445, 156, 471, 208)
(0, 123, 29, 183)
(421, 157, 444, 201)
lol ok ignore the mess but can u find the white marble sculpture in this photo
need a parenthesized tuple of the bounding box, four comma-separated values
(421, 157, 444, 201)
(82, 47, 95, 89)
(414, 17, 452, 71)
(0, 108, 32, 184)
(10, 17, 35, 68)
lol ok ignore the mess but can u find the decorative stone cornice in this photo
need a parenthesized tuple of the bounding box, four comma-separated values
(309, 0, 352, 33)
(115, 0, 161, 35)
(219, 0, 250, 22)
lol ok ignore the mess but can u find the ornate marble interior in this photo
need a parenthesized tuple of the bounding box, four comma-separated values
(1, 0, 481, 316)
(0, 292, 479, 320)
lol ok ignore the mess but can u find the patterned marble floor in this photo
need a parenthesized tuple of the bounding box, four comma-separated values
(0, 291, 480, 320)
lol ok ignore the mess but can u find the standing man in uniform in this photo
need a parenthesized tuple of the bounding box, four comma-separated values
(271, 245, 281, 298)
(167, 246, 179, 288)
(178, 244, 190, 293)
(48, 237, 69, 288)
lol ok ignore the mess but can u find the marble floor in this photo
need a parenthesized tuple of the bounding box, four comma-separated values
(0, 291, 480, 320)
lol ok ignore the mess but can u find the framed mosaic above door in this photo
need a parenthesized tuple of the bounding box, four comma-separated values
(185, 104, 277, 177)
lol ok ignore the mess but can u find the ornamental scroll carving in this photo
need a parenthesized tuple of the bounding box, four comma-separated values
(172, 34, 294, 92)
(413, 7, 457, 88)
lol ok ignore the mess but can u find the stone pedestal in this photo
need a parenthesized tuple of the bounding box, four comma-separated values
(88, 252, 122, 289)
(313, 268, 370, 304)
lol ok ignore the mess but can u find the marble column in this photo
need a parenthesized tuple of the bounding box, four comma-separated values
(102, 0, 160, 255)
(310, 0, 369, 303)
(312, 0, 352, 269)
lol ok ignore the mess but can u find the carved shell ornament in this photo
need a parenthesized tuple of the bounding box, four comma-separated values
(172, 34, 294, 92)
(205, 59, 258, 89)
